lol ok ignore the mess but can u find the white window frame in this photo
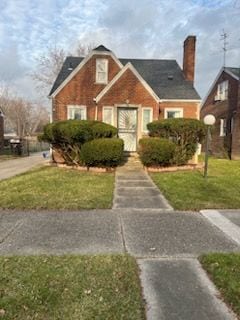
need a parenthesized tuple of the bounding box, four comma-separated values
(217, 80, 228, 101)
(67, 105, 87, 120)
(96, 59, 108, 84)
(164, 108, 183, 119)
(220, 118, 227, 137)
(102, 106, 114, 125)
(142, 107, 153, 133)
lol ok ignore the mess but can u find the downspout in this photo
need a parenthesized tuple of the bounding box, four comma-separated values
(93, 98, 98, 120)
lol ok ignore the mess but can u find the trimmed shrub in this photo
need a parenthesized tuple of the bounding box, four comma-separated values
(38, 120, 118, 165)
(139, 138, 176, 167)
(81, 138, 124, 167)
(147, 118, 206, 165)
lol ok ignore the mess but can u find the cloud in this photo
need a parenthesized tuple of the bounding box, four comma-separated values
(0, 0, 239, 103)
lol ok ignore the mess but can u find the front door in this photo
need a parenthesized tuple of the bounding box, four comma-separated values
(118, 108, 137, 151)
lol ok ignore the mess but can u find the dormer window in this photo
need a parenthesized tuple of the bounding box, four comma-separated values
(215, 80, 228, 101)
(96, 59, 108, 84)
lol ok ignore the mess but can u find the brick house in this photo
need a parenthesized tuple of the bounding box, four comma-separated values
(49, 36, 201, 152)
(200, 67, 240, 159)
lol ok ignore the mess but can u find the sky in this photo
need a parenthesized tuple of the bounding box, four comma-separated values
(0, 0, 239, 106)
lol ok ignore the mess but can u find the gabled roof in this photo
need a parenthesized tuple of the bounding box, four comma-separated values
(49, 57, 84, 96)
(49, 52, 201, 100)
(225, 67, 240, 79)
(201, 66, 240, 108)
(93, 45, 111, 52)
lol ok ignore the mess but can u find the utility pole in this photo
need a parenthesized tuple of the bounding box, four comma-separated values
(220, 29, 228, 68)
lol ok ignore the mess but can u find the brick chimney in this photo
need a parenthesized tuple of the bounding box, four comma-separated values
(183, 35, 196, 83)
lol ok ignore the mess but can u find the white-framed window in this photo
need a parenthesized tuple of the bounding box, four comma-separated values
(164, 108, 183, 119)
(96, 59, 108, 84)
(230, 117, 234, 133)
(67, 105, 87, 120)
(142, 108, 153, 132)
(103, 106, 114, 125)
(217, 80, 228, 101)
(220, 118, 227, 137)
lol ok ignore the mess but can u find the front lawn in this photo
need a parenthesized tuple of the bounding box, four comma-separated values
(0, 166, 114, 209)
(0, 255, 145, 320)
(151, 158, 240, 211)
(200, 253, 240, 318)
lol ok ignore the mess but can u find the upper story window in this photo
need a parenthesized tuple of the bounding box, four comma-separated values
(96, 59, 108, 84)
(164, 108, 183, 119)
(216, 80, 228, 101)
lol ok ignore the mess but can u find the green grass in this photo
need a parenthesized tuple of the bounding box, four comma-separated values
(200, 253, 240, 318)
(151, 158, 240, 211)
(0, 166, 114, 209)
(0, 255, 145, 320)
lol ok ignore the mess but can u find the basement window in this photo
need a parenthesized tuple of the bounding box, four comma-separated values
(96, 59, 108, 84)
(67, 105, 87, 120)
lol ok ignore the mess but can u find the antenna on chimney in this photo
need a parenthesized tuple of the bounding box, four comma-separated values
(220, 29, 228, 68)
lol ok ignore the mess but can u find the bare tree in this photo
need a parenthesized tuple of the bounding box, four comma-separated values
(0, 87, 49, 137)
(31, 43, 95, 95)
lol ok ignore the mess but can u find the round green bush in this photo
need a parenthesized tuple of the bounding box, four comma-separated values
(38, 120, 118, 165)
(147, 118, 206, 165)
(139, 138, 176, 167)
(81, 138, 124, 167)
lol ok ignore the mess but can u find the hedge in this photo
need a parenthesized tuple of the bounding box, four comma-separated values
(81, 138, 124, 167)
(147, 118, 206, 165)
(139, 138, 176, 167)
(39, 120, 118, 165)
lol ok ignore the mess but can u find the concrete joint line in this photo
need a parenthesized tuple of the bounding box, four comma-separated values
(201, 210, 240, 246)
(0, 220, 23, 245)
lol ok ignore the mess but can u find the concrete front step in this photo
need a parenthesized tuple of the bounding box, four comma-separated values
(116, 187, 161, 197)
(116, 173, 149, 180)
(113, 196, 170, 209)
(116, 181, 154, 188)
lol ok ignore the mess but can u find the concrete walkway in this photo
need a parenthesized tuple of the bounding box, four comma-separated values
(0, 209, 239, 319)
(113, 155, 173, 210)
(0, 153, 47, 180)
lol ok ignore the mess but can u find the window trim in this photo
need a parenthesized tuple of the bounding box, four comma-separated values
(220, 118, 227, 137)
(164, 108, 183, 119)
(96, 58, 108, 84)
(102, 106, 114, 125)
(142, 107, 153, 133)
(217, 80, 228, 101)
(67, 105, 87, 120)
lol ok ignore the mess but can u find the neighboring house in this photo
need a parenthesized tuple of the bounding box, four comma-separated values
(0, 110, 4, 150)
(200, 67, 240, 159)
(49, 36, 201, 152)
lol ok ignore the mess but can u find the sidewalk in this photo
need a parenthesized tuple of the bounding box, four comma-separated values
(0, 153, 47, 180)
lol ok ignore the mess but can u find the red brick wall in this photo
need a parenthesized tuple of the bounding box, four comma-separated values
(160, 101, 199, 119)
(52, 54, 121, 121)
(201, 71, 239, 157)
(97, 68, 159, 120)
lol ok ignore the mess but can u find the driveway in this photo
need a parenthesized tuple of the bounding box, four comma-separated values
(0, 153, 47, 180)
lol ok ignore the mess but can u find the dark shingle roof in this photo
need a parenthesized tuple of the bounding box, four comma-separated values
(49, 57, 84, 96)
(93, 45, 111, 52)
(120, 58, 200, 99)
(49, 56, 200, 100)
(225, 67, 240, 79)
